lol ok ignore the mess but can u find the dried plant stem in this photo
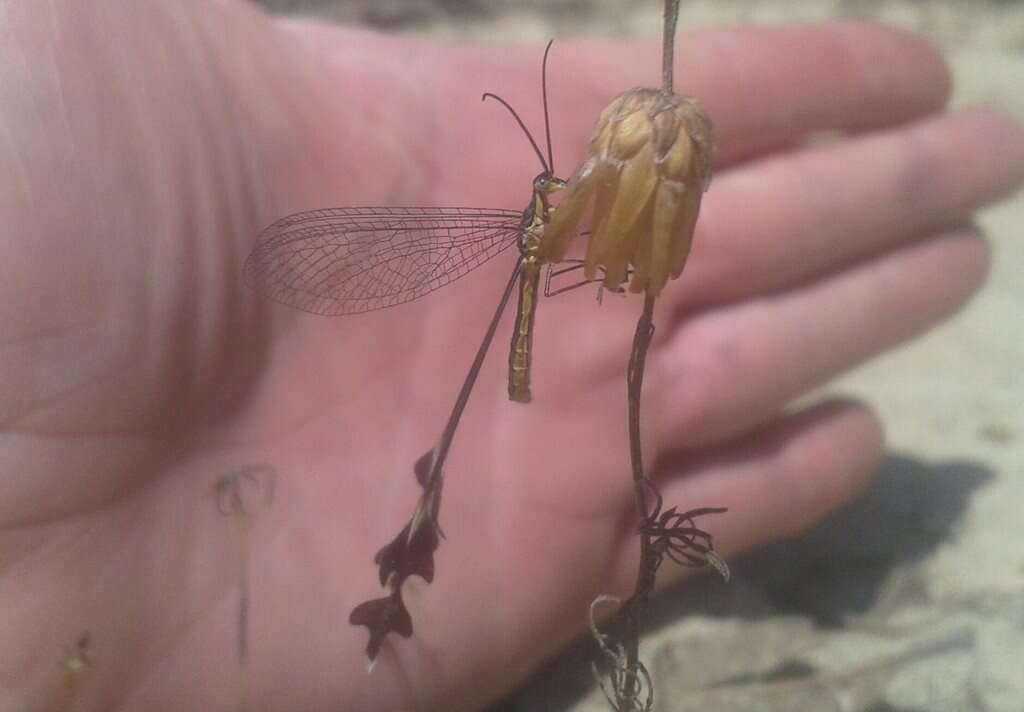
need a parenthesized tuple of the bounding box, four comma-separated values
(662, 0, 680, 91)
(596, 291, 727, 709)
(604, 0, 681, 698)
(588, 3, 729, 710)
(590, 294, 661, 711)
(621, 294, 658, 667)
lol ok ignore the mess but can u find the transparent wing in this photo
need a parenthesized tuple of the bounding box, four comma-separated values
(244, 207, 525, 316)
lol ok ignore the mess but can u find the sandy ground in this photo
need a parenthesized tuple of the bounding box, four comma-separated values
(258, 2, 1024, 710)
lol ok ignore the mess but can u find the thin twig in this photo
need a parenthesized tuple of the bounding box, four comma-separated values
(662, 0, 680, 92)
(590, 4, 729, 710)
(623, 293, 658, 664)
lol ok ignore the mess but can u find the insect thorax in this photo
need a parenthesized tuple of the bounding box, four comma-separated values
(518, 192, 552, 261)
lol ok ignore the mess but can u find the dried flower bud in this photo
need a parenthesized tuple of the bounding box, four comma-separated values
(542, 87, 713, 296)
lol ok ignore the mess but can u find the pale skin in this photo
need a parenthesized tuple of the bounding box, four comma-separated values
(2, 2, 1023, 711)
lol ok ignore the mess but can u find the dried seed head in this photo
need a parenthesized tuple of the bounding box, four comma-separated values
(543, 87, 713, 296)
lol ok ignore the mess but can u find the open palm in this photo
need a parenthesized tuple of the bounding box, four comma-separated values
(2, 3, 1022, 711)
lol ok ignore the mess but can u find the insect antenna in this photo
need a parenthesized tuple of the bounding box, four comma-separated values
(481, 39, 558, 177)
(481, 91, 550, 175)
(541, 38, 555, 176)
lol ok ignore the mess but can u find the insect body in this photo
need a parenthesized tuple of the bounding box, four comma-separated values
(244, 170, 564, 402)
(245, 41, 574, 661)
(508, 172, 564, 401)
(246, 41, 569, 403)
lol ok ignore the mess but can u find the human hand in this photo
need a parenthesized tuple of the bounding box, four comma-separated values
(2, 2, 1022, 711)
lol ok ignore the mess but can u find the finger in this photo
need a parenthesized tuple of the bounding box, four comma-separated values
(504, 21, 951, 170)
(614, 399, 883, 592)
(649, 229, 988, 450)
(274, 21, 949, 207)
(671, 109, 1024, 307)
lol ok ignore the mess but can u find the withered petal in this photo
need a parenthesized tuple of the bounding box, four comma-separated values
(590, 154, 657, 288)
(658, 129, 695, 182)
(605, 107, 653, 161)
(644, 181, 687, 295)
(583, 163, 622, 280)
(669, 187, 704, 280)
(625, 202, 657, 293)
(542, 164, 597, 263)
(605, 144, 659, 235)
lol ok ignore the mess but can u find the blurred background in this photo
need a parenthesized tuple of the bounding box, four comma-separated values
(256, 0, 1024, 48)
(255, 2, 1023, 711)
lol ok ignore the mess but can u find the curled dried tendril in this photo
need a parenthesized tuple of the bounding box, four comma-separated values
(589, 596, 654, 712)
(636, 479, 729, 579)
(588, 480, 727, 711)
(645, 505, 729, 571)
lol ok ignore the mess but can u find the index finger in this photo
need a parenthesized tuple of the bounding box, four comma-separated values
(455, 21, 951, 174)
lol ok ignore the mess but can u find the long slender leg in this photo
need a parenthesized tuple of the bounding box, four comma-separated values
(544, 261, 632, 299)
(350, 259, 525, 663)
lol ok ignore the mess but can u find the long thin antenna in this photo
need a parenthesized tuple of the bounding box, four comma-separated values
(482, 92, 551, 175)
(663, 0, 680, 91)
(541, 39, 555, 175)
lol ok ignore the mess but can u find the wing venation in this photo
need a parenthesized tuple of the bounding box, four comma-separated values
(244, 207, 524, 315)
